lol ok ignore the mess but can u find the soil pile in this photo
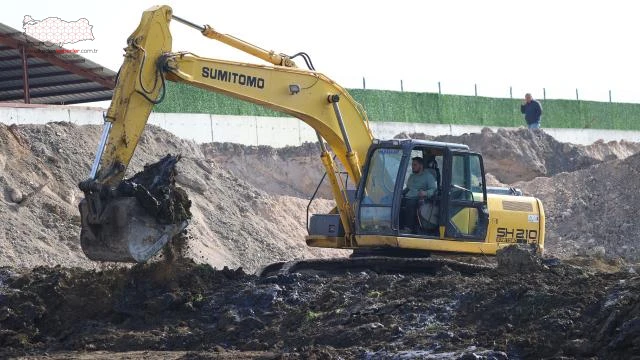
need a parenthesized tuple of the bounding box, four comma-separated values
(519, 152, 640, 261)
(0, 123, 345, 272)
(398, 128, 640, 183)
(202, 142, 331, 199)
(0, 123, 98, 269)
(1, 254, 638, 359)
(201, 128, 640, 196)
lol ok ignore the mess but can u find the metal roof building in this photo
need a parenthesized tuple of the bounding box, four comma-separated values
(0, 22, 116, 105)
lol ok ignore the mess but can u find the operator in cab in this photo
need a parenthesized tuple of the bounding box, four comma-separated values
(401, 156, 437, 233)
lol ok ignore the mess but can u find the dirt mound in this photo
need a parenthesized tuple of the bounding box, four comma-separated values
(0, 122, 98, 268)
(202, 142, 332, 199)
(496, 244, 544, 273)
(0, 123, 346, 272)
(399, 128, 640, 183)
(519, 152, 640, 262)
(1, 256, 638, 358)
(206, 127, 640, 197)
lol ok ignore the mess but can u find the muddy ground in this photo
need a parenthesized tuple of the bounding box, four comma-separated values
(2, 123, 640, 359)
(1, 248, 639, 359)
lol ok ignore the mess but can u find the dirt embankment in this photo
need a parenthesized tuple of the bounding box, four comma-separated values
(203, 128, 640, 197)
(0, 123, 345, 272)
(201, 142, 331, 199)
(398, 128, 640, 183)
(4, 123, 640, 268)
(519, 152, 640, 261)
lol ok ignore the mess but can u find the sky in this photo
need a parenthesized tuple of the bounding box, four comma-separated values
(4, 0, 640, 106)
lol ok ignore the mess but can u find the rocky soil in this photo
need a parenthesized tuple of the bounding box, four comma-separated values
(2, 122, 640, 359)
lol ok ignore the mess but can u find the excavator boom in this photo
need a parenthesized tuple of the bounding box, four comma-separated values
(79, 5, 373, 262)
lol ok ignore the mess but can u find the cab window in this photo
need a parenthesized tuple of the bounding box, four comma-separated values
(359, 148, 403, 232)
(451, 154, 483, 200)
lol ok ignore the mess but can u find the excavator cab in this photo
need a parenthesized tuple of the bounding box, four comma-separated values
(355, 139, 489, 240)
(308, 139, 497, 253)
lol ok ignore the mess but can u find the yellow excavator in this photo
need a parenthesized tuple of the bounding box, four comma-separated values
(78, 5, 545, 264)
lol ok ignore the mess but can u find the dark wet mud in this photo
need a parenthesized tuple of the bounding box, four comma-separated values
(1, 248, 639, 359)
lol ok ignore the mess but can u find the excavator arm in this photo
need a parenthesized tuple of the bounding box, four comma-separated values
(79, 5, 374, 262)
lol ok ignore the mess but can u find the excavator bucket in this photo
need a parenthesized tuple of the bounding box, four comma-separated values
(79, 197, 188, 262)
(79, 155, 191, 263)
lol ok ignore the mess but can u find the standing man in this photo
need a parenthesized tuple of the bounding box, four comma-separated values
(520, 93, 543, 129)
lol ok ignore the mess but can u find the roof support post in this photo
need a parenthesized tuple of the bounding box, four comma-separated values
(20, 46, 30, 103)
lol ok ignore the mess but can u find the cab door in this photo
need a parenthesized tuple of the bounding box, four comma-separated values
(441, 150, 489, 241)
(356, 147, 404, 234)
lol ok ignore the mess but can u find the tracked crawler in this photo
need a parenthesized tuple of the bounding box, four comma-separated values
(258, 256, 494, 277)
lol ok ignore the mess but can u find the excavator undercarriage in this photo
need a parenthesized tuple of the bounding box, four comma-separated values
(257, 256, 494, 277)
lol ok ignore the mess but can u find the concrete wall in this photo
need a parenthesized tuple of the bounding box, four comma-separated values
(0, 103, 105, 125)
(3, 103, 640, 146)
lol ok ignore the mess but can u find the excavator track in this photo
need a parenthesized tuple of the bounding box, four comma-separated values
(257, 256, 494, 277)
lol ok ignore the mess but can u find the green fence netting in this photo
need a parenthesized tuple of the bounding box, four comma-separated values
(154, 82, 640, 130)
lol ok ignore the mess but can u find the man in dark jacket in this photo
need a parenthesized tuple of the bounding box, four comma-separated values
(520, 93, 542, 129)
